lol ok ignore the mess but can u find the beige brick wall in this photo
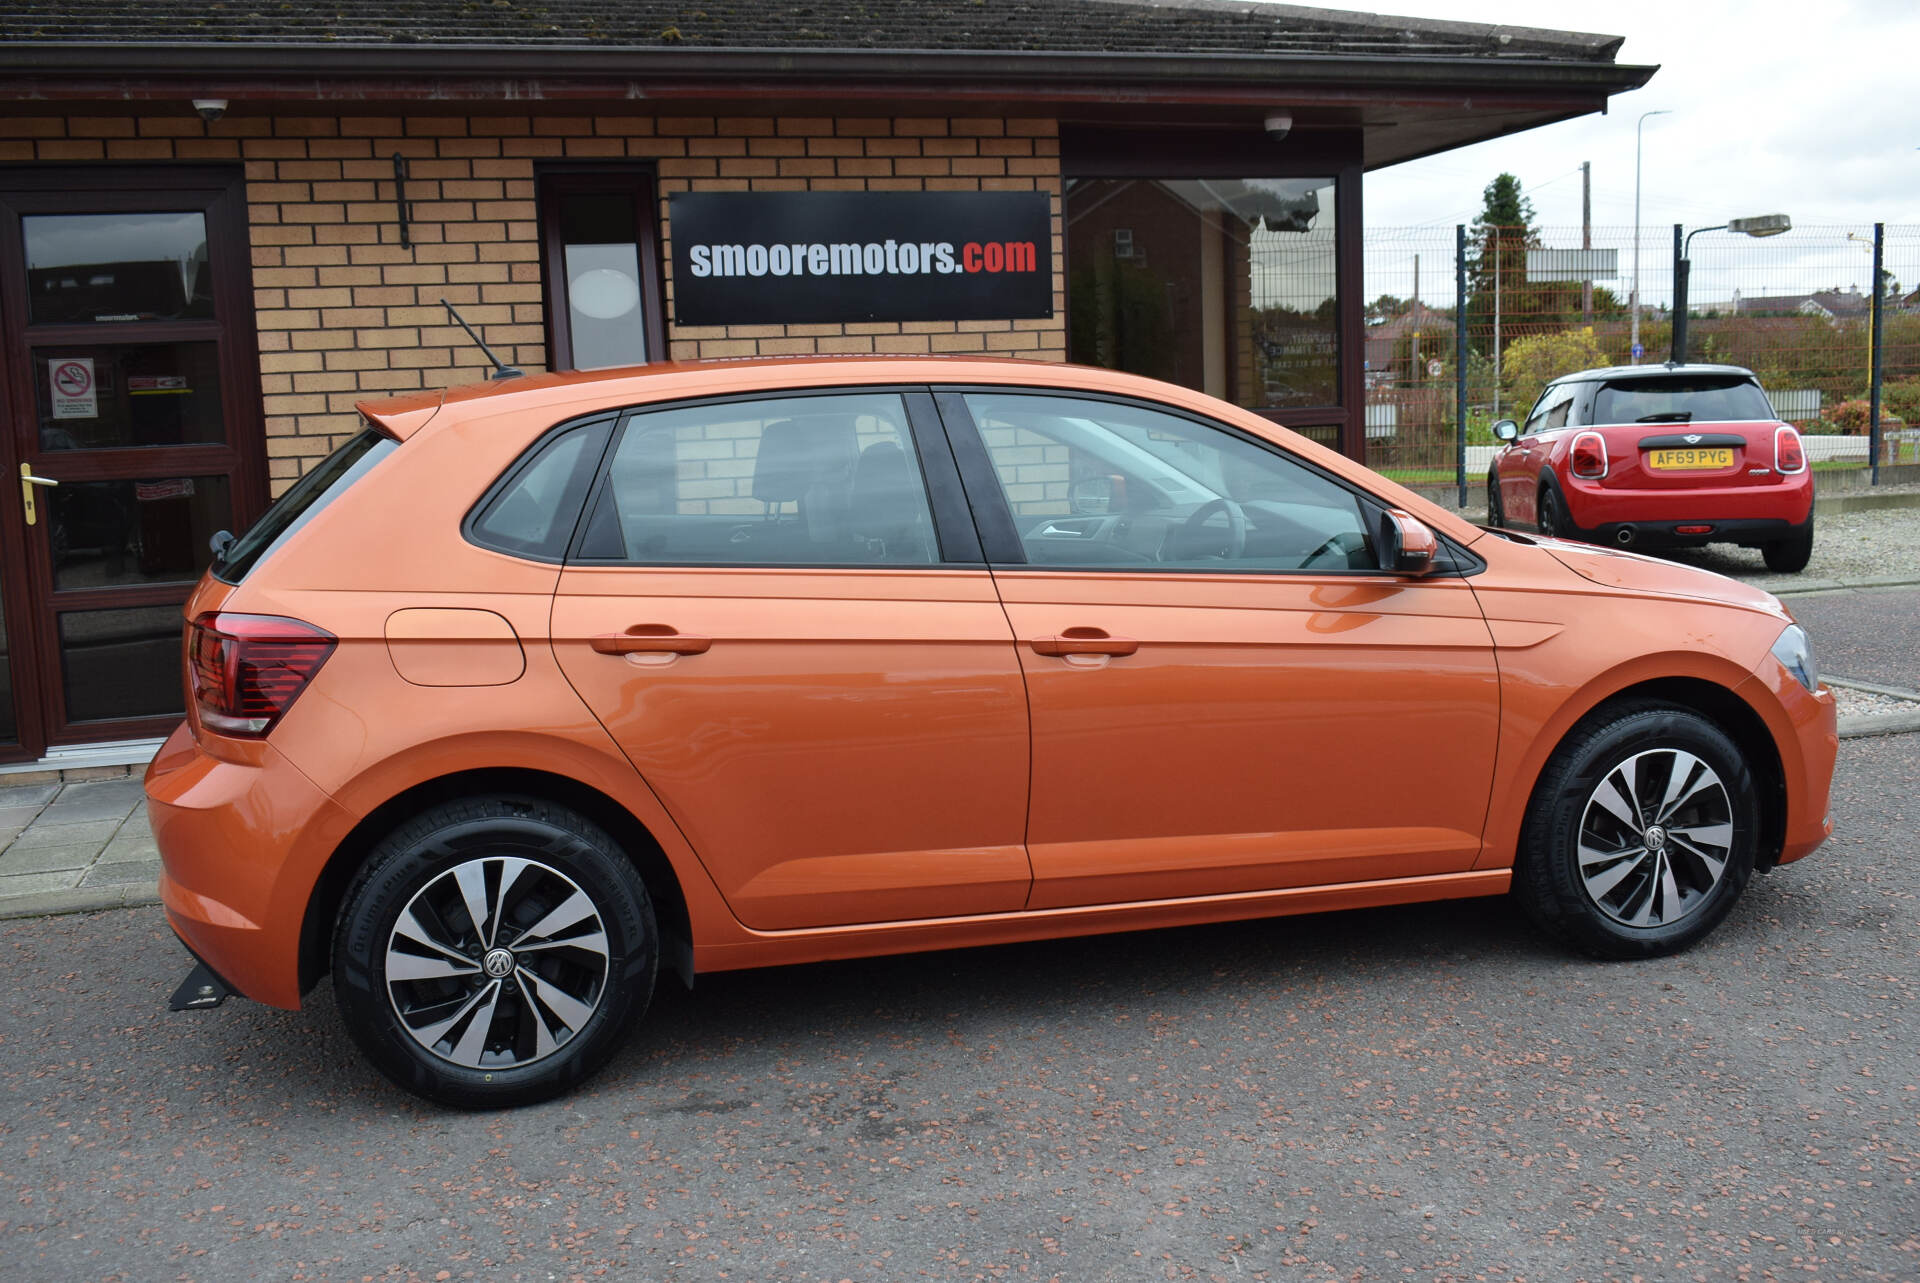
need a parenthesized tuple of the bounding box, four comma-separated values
(0, 112, 1066, 496)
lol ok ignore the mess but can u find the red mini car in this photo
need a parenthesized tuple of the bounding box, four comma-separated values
(1488, 363, 1813, 572)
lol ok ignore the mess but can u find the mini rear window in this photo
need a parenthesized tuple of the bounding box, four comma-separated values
(215, 427, 397, 584)
(1593, 376, 1774, 425)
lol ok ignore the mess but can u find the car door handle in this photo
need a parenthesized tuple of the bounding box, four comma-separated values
(1029, 628, 1138, 658)
(590, 626, 713, 656)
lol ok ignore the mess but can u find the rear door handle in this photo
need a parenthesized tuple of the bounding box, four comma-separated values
(1029, 628, 1138, 658)
(590, 626, 713, 656)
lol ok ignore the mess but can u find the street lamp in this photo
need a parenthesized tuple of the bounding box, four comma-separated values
(1630, 108, 1672, 364)
(1671, 214, 1792, 363)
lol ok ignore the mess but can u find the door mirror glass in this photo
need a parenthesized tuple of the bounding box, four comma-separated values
(1376, 506, 1438, 577)
(1069, 476, 1114, 516)
(1492, 419, 1520, 443)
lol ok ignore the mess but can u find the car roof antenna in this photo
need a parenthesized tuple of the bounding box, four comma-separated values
(440, 299, 524, 380)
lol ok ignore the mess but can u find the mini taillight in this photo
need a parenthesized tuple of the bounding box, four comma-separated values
(1570, 431, 1609, 480)
(1775, 425, 1806, 474)
(188, 612, 336, 737)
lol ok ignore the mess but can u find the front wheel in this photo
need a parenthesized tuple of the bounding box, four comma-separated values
(1486, 473, 1505, 528)
(1514, 703, 1758, 960)
(1763, 523, 1814, 573)
(331, 796, 657, 1108)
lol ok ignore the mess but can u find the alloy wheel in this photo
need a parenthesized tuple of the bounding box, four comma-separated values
(1576, 748, 1733, 928)
(385, 856, 611, 1069)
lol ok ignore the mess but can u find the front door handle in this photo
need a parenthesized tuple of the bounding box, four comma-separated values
(19, 464, 57, 527)
(590, 626, 713, 656)
(1030, 627, 1139, 658)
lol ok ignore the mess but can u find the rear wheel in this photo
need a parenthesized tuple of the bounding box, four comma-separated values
(1763, 522, 1814, 573)
(1537, 484, 1571, 540)
(332, 796, 657, 1108)
(1514, 702, 1758, 960)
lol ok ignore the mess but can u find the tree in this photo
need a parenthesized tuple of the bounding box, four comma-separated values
(1502, 327, 1607, 417)
(1463, 174, 1540, 367)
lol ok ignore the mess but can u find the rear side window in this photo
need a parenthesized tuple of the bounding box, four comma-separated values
(467, 418, 614, 561)
(573, 392, 939, 566)
(1593, 376, 1774, 425)
(215, 428, 396, 583)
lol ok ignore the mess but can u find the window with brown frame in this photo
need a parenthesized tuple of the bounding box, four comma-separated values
(536, 167, 666, 372)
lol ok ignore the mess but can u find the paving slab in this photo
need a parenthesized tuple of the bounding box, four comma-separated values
(80, 858, 162, 888)
(0, 782, 59, 808)
(95, 826, 159, 865)
(0, 868, 83, 898)
(0, 841, 112, 875)
(5, 817, 121, 851)
(32, 778, 145, 825)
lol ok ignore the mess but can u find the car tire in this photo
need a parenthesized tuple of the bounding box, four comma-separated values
(1513, 702, 1758, 960)
(1762, 523, 1814, 573)
(331, 795, 658, 1109)
(1537, 482, 1570, 540)
(1486, 472, 1504, 528)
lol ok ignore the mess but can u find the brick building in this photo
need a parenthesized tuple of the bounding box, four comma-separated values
(0, 0, 1650, 763)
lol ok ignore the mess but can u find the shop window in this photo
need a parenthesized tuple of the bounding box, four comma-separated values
(1066, 178, 1338, 410)
(537, 169, 665, 372)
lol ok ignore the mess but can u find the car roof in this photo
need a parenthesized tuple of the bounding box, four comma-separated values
(1551, 362, 1758, 385)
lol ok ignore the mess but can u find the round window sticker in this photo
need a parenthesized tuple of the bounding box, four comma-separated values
(570, 268, 640, 321)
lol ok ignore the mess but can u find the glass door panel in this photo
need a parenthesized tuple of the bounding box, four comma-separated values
(32, 341, 227, 450)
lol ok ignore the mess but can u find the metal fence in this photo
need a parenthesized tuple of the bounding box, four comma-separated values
(1362, 223, 1920, 499)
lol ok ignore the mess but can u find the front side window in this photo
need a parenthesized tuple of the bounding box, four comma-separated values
(1593, 376, 1774, 425)
(576, 393, 939, 566)
(964, 393, 1374, 572)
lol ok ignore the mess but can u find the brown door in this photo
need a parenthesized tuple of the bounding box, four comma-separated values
(0, 167, 265, 758)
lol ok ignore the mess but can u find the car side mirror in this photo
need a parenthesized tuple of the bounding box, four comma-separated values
(1377, 507, 1439, 577)
(1493, 419, 1520, 442)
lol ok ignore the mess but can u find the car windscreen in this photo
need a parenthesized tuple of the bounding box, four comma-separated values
(214, 427, 397, 584)
(1592, 376, 1774, 425)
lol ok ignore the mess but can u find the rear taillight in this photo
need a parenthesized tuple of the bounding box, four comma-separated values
(1570, 431, 1609, 480)
(188, 612, 336, 737)
(1775, 424, 1806, 474)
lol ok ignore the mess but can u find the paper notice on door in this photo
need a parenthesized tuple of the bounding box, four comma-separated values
(50, 357, 97, 419)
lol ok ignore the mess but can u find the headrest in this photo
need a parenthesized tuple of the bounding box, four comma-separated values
(752, 416, 855, 504)
(852, 440, 920, 533)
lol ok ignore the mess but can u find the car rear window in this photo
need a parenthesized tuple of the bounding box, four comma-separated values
(1592, 376, 1774, 425)
(214, 427, 397, 584)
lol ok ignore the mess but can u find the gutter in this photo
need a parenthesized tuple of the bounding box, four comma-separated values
(0, 42, 1658, 99)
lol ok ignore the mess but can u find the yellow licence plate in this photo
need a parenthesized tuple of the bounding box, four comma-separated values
(1648, 447, 1734, 471)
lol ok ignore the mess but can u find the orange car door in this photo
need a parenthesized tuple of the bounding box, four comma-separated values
(938, 390, 1501, 910)
(551, 390, 1031, 931)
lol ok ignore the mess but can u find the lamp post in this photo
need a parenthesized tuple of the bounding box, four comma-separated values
(1671, 214, 1792, 363)
(1631, 109, 1672, 364)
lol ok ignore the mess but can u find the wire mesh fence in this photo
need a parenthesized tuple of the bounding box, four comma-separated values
(1362, 223, 1920, 494)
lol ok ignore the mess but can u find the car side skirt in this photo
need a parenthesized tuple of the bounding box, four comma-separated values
(692, 869, 1511, 972)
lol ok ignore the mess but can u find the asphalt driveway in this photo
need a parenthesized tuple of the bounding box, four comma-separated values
(2, 727, 1915, 1282)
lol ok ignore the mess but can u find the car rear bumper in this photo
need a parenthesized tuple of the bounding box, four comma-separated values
(1563, 473, 1814, 546)
(1566, 514, 1814, 551)
(147, 721, 356, 1011)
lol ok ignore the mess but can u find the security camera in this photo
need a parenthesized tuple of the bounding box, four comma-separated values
(192, 99, 228, 123)
(1264, 112, 1292, 142)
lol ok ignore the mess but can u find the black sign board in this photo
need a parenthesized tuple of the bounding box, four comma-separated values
(669, 191, 1053, 326)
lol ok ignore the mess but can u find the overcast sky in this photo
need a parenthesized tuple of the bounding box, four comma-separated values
(1354, 0, 1920, 307)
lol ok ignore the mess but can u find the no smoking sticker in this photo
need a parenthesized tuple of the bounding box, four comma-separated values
(50, 357, 97, 420)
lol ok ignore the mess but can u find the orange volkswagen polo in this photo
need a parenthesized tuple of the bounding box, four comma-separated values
(148, 358, 1837, 1107)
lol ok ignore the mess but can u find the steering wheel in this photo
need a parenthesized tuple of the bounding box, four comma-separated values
(1300, 529, 1367, 569)
(1170, 498, 1248, 561)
